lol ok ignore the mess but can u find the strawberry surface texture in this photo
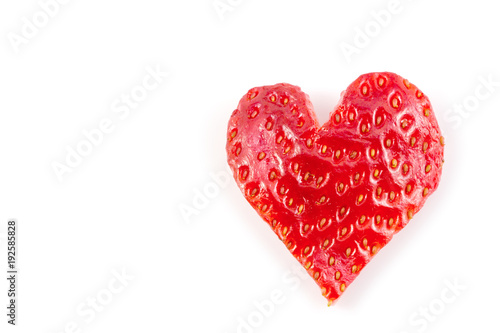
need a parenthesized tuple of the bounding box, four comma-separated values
(226, 72, 444, 305)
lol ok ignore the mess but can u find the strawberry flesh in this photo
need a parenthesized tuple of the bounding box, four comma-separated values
(226, 72, 444, 305)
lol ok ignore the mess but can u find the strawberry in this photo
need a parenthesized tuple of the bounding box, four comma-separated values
(226, 72, 444, 305)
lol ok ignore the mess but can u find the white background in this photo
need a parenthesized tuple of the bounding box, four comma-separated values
(1, 0, 499, 332)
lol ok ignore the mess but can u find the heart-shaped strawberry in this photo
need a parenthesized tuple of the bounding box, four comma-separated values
(226, 72, 444, 305)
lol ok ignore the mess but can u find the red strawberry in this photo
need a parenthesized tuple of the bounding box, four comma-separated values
(226, 72, 444, 305)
